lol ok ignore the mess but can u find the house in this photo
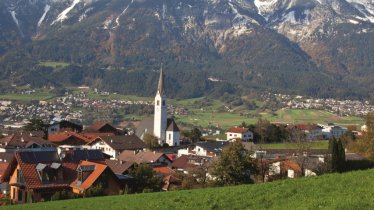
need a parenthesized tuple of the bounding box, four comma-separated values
(0, 133, 56, 153)
(88, 135, 146, 159)
(195, 141, 230, 157)
(1, 151, 70, 204)
(268, 159, 302, 179)
(136, 66, 181, 146)
(48, 132, 92, 146)
(47, 120, 83, 135)
(70, 160, 122, 196)
(118, 151, 172, 167)
(171, 155, 212, 174)
(296, 124, 323, 140)
(83, 122, 123, 135)
(226, 127, 253, 141)
(104, 159, 135, 187)
(0, 150, 118, 204)
(320, 123, 348, 139)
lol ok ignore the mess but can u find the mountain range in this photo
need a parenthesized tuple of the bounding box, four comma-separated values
(0, 0, 373, 99)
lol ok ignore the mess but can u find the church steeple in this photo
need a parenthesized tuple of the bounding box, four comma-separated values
(157, 64, 165, 96)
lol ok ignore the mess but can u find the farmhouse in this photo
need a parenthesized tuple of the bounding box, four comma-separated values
(226, 127, 253, 141)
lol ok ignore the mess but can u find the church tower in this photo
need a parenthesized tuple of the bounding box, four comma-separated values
(154, 64, 167, 145)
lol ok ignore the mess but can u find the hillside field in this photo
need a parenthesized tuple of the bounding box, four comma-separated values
(3, 169, 374, 209)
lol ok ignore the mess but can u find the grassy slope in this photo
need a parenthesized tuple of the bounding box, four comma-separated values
(4, 169, 374, 210)
(257, 141, 329, 150)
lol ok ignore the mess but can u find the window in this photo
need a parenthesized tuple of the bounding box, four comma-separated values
(169, 133, 171, 140)
(157, 100, 160, 106)
(162, 100, 165, 106)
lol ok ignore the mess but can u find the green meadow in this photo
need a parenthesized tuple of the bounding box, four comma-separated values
(4, 169, 374, 210)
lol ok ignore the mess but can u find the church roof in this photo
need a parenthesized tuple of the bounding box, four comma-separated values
(157, 64, 165, 95)
(166, 119, 180, 132)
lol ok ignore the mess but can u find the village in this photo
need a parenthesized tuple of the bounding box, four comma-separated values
(0, 68, 371, 206)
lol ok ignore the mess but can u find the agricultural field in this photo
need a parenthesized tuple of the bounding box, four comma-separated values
(0, 90, 55, 101)
(4, 169, 374, 210)
(257, 141, 329, 150)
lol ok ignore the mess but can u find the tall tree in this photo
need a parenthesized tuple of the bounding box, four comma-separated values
(128, 164, 163, 193)
(23, 119, 45, 131)
(211, 140, 257, 185)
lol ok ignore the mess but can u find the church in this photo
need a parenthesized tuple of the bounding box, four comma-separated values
(136, 65, 180, 146)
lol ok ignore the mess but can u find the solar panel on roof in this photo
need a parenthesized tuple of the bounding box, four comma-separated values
(36, 163, 47, 171)
(50, 162, 61, 169)
(78, 165, 95, 172)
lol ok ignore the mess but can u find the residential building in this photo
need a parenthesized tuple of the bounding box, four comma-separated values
(118, 151, 172, 167)
(226, 127, 253, 141)
(47, 120, 83, 135)
(0, 133, 56, 153)
(88, 135, 146, 159)
(296, 124, 323, 140)
(70, 160, 122, 196)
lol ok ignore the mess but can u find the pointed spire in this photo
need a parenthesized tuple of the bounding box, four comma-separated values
(157, 63, 165, 95)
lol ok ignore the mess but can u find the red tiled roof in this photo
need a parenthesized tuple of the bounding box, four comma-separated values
(70, 161, 107, 190)
(0, 163, 9, 178)
(153, 166, 175, 175)
(48, 132, 91, 144)
(14, 153, 70, 190)
(80, 133, 114, 141)
(296, 124, 321, 131)
(227, 127, 250, 133)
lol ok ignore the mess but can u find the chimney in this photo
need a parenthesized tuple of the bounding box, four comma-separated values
(111, 139, 113, 143)
(120, 160, 123, 164)
(153, 151, 156, 154)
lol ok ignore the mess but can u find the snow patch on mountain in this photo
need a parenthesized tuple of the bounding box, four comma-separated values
(52, 0, 81, 25)
(9, 10, 24, 38)
(254, 0, 278, 20)
(79, 7, 93, 22)
(113, 0, 134, 29)
(38, 4, 50, 27)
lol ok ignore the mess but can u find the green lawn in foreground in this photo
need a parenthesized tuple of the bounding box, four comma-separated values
(4, 169, 374, 210)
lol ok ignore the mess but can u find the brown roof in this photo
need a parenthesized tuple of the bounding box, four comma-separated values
(70, 161, 108, 191)
(88, 135, 146, 151)
(105, 159, 134, 175)
(171, 155, 191, 169)
(118, 151, 171, 164)
(0, 133, 56, 149)
(84, 121, 119, 133)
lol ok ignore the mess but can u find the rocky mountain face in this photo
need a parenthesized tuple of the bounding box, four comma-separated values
(0, 0, 373, 99)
